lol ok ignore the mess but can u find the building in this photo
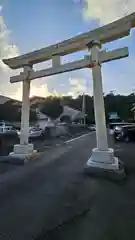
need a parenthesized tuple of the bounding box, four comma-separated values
(30, 96, 46, 108)
(36, 109, 54, 129)
(0, 95, 15, 105)
(0, 94, 86, 127)
(30, 96, 54, 129)
(1, 95, 52, 128)
(58, 105, 86, 123)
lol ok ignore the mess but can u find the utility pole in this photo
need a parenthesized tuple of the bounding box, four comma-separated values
(82, 92, 86, 125)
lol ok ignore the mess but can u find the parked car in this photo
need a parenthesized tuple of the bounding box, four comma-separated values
(114, 125, 135, 142)
(17, 126, 44, 139)
(109, 122, 135, 135)
(89, 124, 96, 131)
(29, 127, 44, 138)
(0, 125, 18, 136)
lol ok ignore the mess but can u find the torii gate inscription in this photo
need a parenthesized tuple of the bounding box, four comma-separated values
(3, 13, 135, 175)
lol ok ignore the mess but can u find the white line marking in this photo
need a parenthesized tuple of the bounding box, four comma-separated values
(115, 149, 122, 152)
(65, 131, 95, 144)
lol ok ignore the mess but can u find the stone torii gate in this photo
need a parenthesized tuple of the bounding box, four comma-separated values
(3, 13, 135, 174)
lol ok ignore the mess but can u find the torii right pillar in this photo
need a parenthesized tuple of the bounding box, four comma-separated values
(86, 40, 125, 179)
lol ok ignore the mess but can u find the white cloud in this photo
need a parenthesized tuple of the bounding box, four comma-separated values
(0, 6, 21, 97)
(78, 0, 135, 96)
(11, 83, 54, 100)
(84, 0, 135, 24)
(69, 76, 92, 96)
(0, 6, 88, 100)
(0, 8, 57, 100)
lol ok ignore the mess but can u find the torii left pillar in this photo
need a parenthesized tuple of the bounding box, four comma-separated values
(9, 66, 35, 159)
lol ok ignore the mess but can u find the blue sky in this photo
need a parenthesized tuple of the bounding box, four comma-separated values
(3, 0, 97, 52)
(1, 0, 135, 99)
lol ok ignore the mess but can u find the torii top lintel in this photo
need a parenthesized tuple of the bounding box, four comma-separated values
(3, 12, 135, 70)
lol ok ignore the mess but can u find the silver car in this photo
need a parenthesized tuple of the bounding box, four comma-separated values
(29, 127, 43, 138)
(0, 126, 17, 135)
(17, 127, 43, 138)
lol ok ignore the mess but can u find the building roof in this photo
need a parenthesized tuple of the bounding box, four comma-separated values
(0, 95, 11, 104)
(30, 96, 46, 106)
(36, 109, 51, 120)
(6, 99, 21, 106)
(0, 95, 46, 107)
(59, 105, 85, 121)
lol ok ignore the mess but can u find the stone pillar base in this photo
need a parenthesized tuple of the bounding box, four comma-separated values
(9, 144, 36, 160)
(86, 148, 119, 170)
(85, 148, 126, 181)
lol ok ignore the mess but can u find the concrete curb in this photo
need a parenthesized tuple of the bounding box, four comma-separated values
(0, 152, 43, 165)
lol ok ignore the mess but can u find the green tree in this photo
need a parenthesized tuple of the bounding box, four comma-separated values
(0, 102, 37, 122)
(41, 97, 63, 119)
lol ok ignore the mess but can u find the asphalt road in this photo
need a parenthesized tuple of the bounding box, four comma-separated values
(0, 132, 135, 240)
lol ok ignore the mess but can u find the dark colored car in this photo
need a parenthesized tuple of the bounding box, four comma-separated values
(114, 125, 135, 142)
(109, 122, 135, 130)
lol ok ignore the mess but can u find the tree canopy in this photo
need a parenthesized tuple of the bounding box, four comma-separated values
(40, 97, 63, 120)
(40, 93, 135, 123)
(0, 101, 37, 122)
(0, 92, 134, 123)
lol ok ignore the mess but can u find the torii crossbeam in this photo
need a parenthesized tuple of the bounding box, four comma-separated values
(3, 13, 135, 177)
